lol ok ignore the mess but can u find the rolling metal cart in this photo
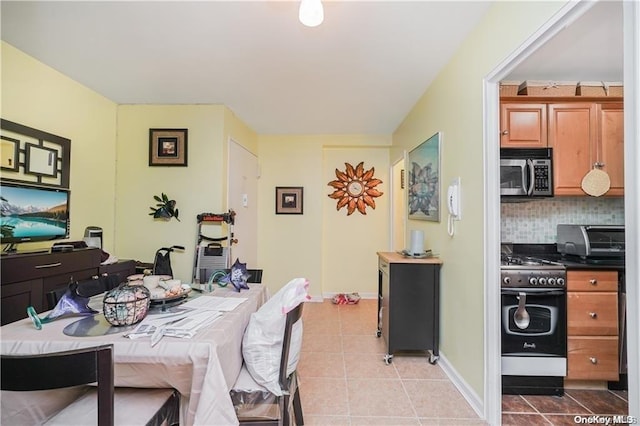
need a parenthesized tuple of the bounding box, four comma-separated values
(192, 210, 237, 284)
(377, 252, 442, 365)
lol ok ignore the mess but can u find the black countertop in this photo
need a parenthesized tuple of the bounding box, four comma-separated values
(509, 243, 626, 271)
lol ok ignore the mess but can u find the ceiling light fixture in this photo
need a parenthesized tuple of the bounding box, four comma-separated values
(299, 0, 324, 27)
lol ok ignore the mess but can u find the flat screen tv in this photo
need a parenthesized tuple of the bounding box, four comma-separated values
(1, 181, 70, 251)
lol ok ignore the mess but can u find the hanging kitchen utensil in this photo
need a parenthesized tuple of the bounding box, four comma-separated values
(514, 292, 530, 330)
(581, 163, 610, 196)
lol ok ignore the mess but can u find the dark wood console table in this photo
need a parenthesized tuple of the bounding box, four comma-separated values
(0, 249, 135, 325)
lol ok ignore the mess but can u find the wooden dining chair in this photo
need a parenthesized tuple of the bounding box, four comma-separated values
(1, 344, 180, 426)
(230, 303, 304, 425)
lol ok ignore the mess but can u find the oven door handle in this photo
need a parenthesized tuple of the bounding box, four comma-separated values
(502, 288, 565, 296)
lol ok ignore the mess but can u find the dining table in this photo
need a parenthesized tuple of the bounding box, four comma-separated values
(0, 283, 269, 426)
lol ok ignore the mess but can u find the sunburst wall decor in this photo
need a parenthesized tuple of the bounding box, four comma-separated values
(327, 162, 383, 215)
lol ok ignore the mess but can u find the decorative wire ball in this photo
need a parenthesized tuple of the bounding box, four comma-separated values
(103, 284, 151, 326)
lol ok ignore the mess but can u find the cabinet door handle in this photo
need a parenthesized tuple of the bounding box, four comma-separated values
(501, 130, 509, 136)
(590, 357, 598, 364)
(35, 262, 62, 269)
(589, 279, 598, 285)
(589, 312, 598, 319)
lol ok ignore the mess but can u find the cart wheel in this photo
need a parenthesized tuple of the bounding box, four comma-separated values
(376, 330, 381, 338)
(428, 353, 439, 365)
(383, 354, 393, 365)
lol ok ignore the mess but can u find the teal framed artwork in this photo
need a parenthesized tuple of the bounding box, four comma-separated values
(407, 132, 441, 221)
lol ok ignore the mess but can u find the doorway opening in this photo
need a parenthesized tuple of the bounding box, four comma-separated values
(483, 0, 639, 424)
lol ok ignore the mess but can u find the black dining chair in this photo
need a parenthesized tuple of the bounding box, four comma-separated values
(1, 344, 180, 426)
(230, 303, 304, 425)
(247, 269, 264, 284)
(46, 274, 123, 310)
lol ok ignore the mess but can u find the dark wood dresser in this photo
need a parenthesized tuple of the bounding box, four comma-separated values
(1, 249, 135, 325)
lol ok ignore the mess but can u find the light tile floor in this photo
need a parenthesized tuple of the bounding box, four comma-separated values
(296, 298, 630, 426)
(297, 299, 486, 425)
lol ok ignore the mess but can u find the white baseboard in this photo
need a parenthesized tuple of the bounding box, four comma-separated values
(437, 351, 486, 421)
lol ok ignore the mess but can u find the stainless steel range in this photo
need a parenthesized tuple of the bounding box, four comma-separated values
(501, 253, 567, 395)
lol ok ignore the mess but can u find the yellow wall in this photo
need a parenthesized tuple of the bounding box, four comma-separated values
(1, 41, 118, 252)
(322, 146, 389, 296)
(257, 135, 390, 298)
(115, 105, 257, 282)
(2, 0, 568, 407)
(392, 1, 565, 399)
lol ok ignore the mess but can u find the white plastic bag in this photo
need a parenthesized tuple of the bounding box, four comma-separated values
(241, 277, 310, 396)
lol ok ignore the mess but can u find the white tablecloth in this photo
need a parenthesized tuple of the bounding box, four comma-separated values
(1, 284, 268, 426)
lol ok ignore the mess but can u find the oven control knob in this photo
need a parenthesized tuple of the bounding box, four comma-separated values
(529, 277, 538, 285)
(557, 277, 565, 286)
(503, 276, 511, 285)
(548, 277, 557, 286)
(538, 277, 547, 286)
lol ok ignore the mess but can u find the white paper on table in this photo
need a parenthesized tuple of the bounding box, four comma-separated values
(160, 310, 224, 338)
(126, 310, 223, 340)
(182, 296, 247, 312)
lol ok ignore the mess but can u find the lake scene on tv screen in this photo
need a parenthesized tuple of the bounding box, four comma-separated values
(0, 185, 68, 240)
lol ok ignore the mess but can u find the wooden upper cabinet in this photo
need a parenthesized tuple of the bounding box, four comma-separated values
(597, 103, 624, 195)
(500, 103, 547, 147)
(501, 97, 624, 196)
(548, 103, 597, 196)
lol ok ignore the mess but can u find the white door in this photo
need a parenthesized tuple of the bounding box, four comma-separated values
(228, 139, 259, 269)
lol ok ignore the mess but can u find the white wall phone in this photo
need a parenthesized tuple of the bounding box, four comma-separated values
(447, 177, 461, 236)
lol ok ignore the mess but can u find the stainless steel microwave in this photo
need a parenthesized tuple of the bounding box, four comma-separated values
(500, 148, 553, 197)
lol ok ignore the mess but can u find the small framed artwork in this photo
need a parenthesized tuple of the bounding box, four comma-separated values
(149, 128, 188, 167)
(25, 143, 58, 177)
(1, 136, 19, 171)
(275, 186, 303, 215)
(407, 132, 441, 221)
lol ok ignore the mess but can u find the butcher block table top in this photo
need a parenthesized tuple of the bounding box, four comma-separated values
(377, 251, 443, 265)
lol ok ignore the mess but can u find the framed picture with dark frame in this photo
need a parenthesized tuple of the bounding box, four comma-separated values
(25, 143, 58, 177)
(149, 128, 188, 167)
(275, 186, 303, 215)
(1, 136, 19, 171)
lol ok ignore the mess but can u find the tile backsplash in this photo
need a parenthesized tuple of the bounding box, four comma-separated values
(501, 197, 625, 243)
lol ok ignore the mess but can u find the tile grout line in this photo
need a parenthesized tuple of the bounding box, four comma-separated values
(519, 395, 543, 414)
(337, 304, 353, 422)
(565, 391, 596, 415)
(397, 372, 421, 421)
(608, 389, 629, 403)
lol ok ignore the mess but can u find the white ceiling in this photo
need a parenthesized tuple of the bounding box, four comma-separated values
(505, 0, 623, 83)
(0, 1, 623, 135)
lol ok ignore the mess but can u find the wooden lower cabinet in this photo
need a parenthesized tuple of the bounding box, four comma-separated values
(0, 279, 41, 326)
(567, 336, 619, 380)
(566, 269, 619, 381)
(0, 249, 102, 325)
(99, 259, 136, 281)
(567, 292, 618, 335)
